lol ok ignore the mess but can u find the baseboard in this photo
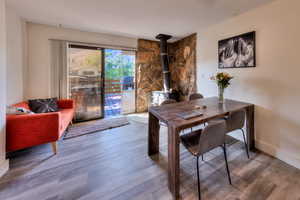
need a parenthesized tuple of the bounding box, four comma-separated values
(0, 159, 9, 177)
(255, 140, 300, 170)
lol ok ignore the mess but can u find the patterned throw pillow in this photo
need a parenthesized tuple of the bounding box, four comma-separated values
(16, 107, 35, 114)
(28, 98, 59, 113)
(6, 106, 35, 115)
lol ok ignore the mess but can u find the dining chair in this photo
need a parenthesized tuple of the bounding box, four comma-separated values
(180, 119, 232, 200)
(226, 109, 250, 158)
(159, 99, 177, 127)
(188, 93, 205, 151)
(161, 99, 177, 105)
(189, 94, 204, 131)
(189, 93, 204, 101)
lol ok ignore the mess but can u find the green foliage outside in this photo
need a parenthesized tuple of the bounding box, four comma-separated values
(104, 49, 135, 80)
(81, 49, 135, 80)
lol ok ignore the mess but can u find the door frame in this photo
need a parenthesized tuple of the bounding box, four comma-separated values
(100, 48, 105, 120)
(68, 44, 137, 121)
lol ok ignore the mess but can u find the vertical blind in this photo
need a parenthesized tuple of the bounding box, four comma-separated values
(50, 40, 68, 98)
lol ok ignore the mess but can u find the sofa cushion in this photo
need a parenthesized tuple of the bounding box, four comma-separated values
(29, 98, 59, 113)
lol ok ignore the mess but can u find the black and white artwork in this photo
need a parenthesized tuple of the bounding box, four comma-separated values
(218, 31, 255, 68)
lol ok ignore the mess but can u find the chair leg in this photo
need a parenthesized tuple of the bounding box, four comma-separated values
(196, 156, 201, 200)
(222, 144, 232, 185)
(51, 142, 57, 154)
(201, 154, 204, 161)
(241, 129, 250, 159)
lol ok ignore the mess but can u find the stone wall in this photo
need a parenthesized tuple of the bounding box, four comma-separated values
(136, 39, 163, 112)
(169, 33, 197, 101)
(136, 34, 197, 112)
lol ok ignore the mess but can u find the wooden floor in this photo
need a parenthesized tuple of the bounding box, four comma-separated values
(1, 115, 300, 200)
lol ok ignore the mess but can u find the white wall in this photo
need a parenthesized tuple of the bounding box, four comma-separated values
(197, 0, 300, 168)
(0, 0, 9, 177)
(27, 23, 137, 99)
(6, 6, 26, 105)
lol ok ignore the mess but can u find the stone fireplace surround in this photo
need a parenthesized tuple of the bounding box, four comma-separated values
(136, 33, 197, 112)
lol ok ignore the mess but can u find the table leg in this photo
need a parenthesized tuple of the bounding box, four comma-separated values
(168, 125, 180, 199)
(148, 112, 160, 156)
(246, 105, 255, 151)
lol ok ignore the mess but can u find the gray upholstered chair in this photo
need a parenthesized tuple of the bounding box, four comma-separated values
(226, 109, 249, 158)
(189, 93, 204, 101)
(159, 99, 177, 127)
(160, 99, 177, 105)
(188, 93, 205, 140)
(180, 119, 232, 200)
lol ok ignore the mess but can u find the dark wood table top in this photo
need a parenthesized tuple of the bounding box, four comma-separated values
(149, 97, 254, 130)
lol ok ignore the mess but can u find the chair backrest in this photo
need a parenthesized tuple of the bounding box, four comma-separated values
(226, 109, 246, 132)
(161, 99, 177, 105)
(189, 93, 204, 101)
(198, 119, 227, 155)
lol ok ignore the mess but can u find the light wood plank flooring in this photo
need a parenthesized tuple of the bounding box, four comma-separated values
(1, 115, 300, 200)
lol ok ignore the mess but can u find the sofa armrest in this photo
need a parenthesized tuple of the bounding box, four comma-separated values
(6, 112, 61, 151)
(57, 99, 74, 109)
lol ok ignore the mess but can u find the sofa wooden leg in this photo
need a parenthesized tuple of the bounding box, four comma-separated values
(51, 142, 57, 154)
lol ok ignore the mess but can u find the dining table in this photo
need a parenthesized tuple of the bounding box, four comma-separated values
(148, 97, 255, 199)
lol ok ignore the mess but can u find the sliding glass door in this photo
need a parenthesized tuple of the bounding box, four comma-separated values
(68, 44, 136, 121)
(104, 49, 136, 117)
(68, 44, 104, 121)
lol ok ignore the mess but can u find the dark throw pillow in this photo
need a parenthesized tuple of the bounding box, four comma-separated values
(28, 98, 59, 113)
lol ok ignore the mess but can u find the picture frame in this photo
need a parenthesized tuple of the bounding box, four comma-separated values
(218, 31, 256, 68)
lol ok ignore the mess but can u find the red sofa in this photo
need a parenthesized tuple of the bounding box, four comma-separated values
(6, 99, 75, 154)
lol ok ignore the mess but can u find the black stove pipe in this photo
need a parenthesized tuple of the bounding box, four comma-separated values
(155, 34, 172, 92)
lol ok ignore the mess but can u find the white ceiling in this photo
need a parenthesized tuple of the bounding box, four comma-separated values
(6, 0, 275, 40)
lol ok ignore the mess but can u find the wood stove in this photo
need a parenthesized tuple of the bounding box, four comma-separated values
(150, 34, 179, 106)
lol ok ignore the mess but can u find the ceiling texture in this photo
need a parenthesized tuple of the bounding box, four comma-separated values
(6, 0, 275, 40)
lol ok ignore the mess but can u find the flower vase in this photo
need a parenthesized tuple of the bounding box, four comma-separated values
(218, 86, 224, 103)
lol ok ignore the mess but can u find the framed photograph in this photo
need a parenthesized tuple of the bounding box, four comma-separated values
(218, 31, 256, 68)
